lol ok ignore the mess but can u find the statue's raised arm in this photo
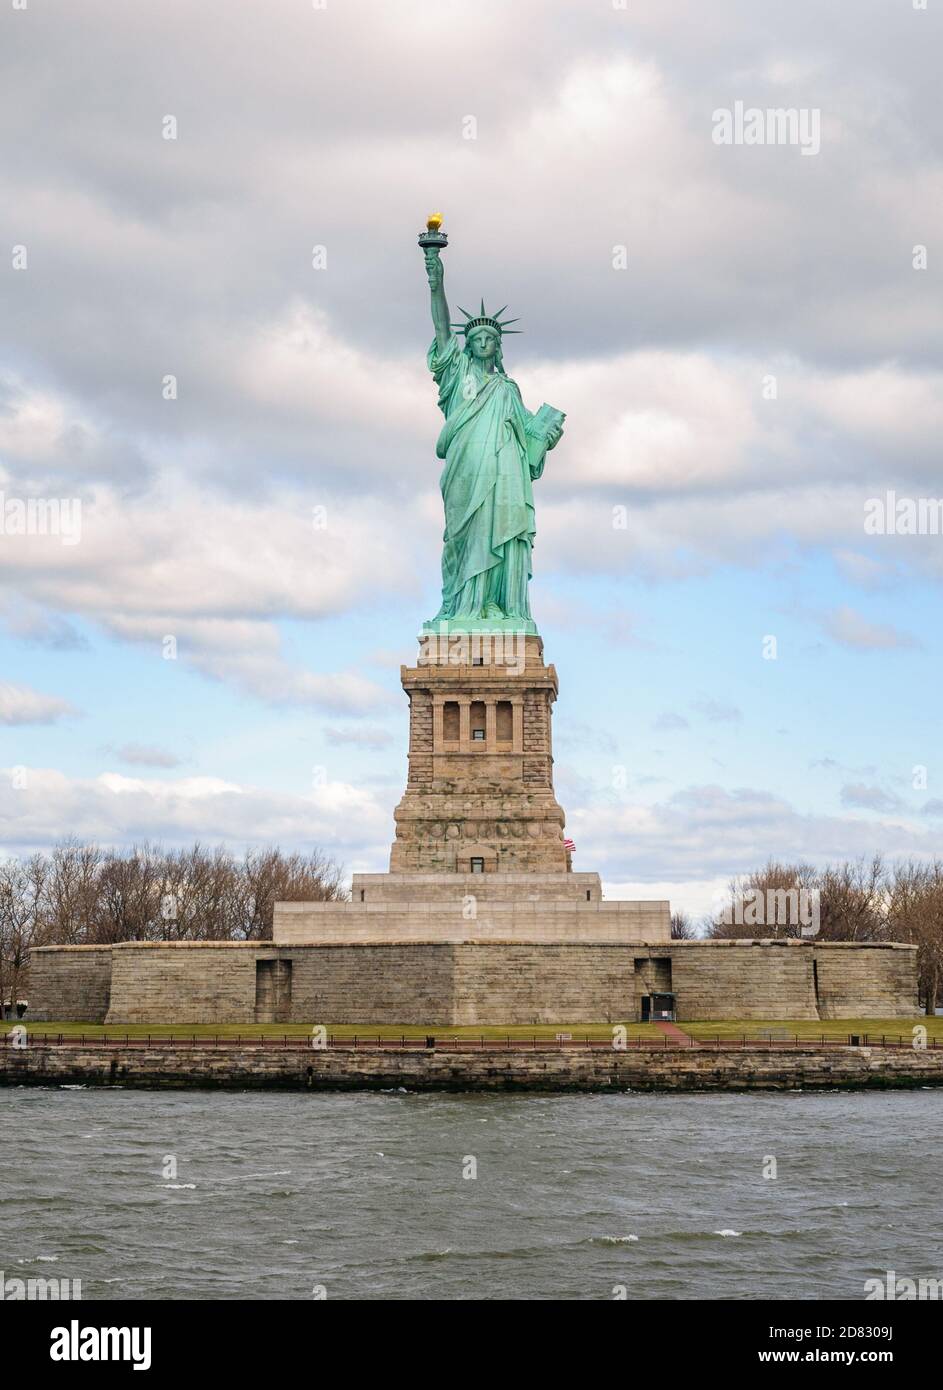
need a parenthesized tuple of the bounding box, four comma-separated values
(424, 248, 450, 353)
(418, 214, 451, 353)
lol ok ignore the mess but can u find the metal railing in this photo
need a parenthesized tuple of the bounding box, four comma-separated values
(0, 1031, 937, 1052)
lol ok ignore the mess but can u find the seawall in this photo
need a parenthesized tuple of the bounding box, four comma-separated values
(3, 1043, 943, 1092)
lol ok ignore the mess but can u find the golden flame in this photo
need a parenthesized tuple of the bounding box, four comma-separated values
(426, 213, 443, 232)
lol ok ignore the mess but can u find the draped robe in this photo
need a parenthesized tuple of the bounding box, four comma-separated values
(427, 333, 547, 622)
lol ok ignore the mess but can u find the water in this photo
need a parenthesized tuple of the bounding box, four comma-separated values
(4, 1087, 941, 1300)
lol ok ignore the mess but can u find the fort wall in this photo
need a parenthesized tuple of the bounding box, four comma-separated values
(29, 939, 920, 1026)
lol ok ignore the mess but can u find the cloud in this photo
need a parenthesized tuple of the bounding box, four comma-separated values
(0, 462, 417, 627)
(840, 783, 904, 814)
(101, 615, 396, 715)
(654, 711, 689, 731)
(0, 601, 87, 651)
(554, 721, 619, 757)
(833, 550, 898, 590)
(0, 682, 77, 726)
(820, 606, 918, 650)
(810, 757, 878, 777)
(324, 725, 396, 750)
(0, 462, 408, 712)
(0, 765, 391, 867)
(691, 697, 743, 724)
(183, 642, 395, 715)
(112, 744, 183, 769)
(566, 781, 939, 911)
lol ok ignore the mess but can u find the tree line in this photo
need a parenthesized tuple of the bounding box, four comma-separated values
(672, 856, 943, 1014)
(0, 840, 345, 1013)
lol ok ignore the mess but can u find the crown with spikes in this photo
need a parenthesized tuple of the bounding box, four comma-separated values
(452, 299, 521, 336)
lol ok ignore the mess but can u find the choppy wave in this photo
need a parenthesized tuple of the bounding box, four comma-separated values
(2, 1088, 940, 1300)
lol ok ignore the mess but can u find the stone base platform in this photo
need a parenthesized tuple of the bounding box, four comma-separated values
(350, 871, 605, 903)
(273, 900, 670, 945)
(273, 871, 671, 945)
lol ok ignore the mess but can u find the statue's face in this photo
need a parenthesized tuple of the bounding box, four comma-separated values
(468, 328, 499, 362)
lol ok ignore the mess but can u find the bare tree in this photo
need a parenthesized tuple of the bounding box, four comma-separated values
(39, 840, 103, 945)
(670, 910, 696, 940)
(93, 843, 164, 944)
(709, 860, 818, 939)
(816, 855, 887, 941)
(0, 854, 48, 1016)
(241, 847, 346, 940)
(887, 859, 943, 1014)
(15, 841, 347, 970)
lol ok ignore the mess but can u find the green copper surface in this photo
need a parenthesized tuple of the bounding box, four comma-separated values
(420, 226, 564, 632)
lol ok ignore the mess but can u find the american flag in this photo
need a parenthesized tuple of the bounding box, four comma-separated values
(564, 838, 576, 851)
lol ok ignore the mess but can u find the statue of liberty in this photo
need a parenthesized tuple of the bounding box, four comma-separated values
(420, 216, 564, 633)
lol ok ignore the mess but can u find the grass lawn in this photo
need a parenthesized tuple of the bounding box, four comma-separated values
(10, 1018, 937, 1044)
(683, 1017, 938, 1043)
(11, 1020, 663, 1042)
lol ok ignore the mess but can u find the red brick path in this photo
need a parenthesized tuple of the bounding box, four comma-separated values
(654, 1020, 697, 1045)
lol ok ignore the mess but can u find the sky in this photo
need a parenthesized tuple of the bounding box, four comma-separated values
(0, 0, 940, 920)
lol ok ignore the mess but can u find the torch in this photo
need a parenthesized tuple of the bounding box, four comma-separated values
(418, 212, 448, 252)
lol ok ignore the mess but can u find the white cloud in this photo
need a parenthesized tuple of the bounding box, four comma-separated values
(0, 766, 391, 864)
(841, 783, 903, 814)
(113, 743, 182, 768)
(654, 712, 690, 732)
(568, 783, 940, 903)
(325, 725, 396, 750)
(0, 682, 77, 726)
(692, 697, 743, 724)
(821, 605, 918, 651)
